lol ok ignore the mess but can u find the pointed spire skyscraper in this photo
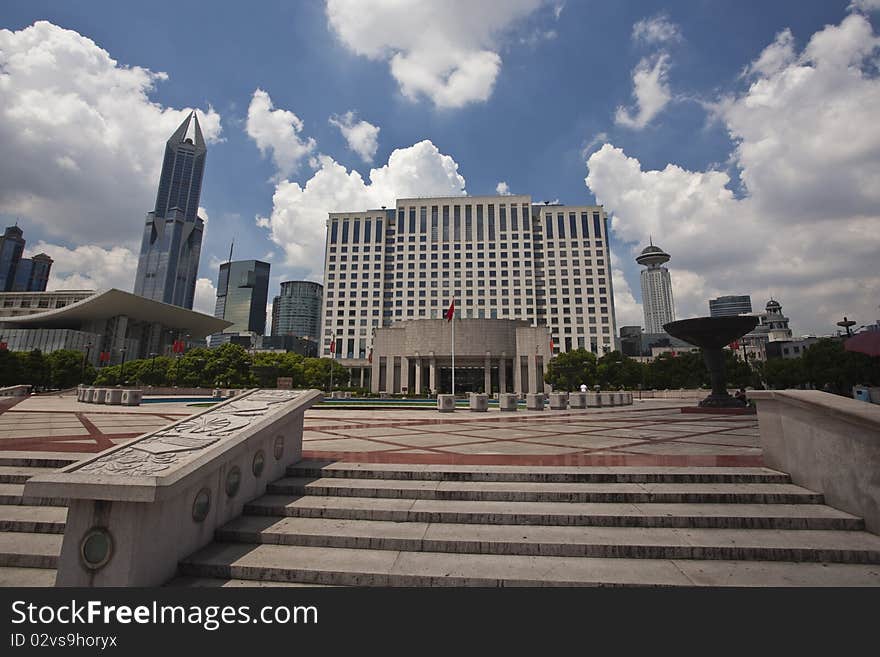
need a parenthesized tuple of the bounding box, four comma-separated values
(134, 112, 207, 310)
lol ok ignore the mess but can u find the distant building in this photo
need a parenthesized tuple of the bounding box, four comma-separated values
(257, 334, 319, 357)
(0, 226, 53, 292)
(271, 280, 322, 340)
(321, 195, 617, 373)
(618, 325, 691, 359)
(709, 295, 753, 317)
(0, 289, 229, 365)
(737, 299, 795, 362)
(0, 290, 94, 319)
(636, 241, 675, 333)
(133, 112, 207, 310)
(213, 260, 270, 335)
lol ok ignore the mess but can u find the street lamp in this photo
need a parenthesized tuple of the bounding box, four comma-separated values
(81, 342, 92, 382)
(149, 352, 158, 386)
(119, 348, 127, 385)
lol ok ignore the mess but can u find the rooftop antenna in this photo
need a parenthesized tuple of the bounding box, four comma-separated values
(649, 234, 653, 247)
(228, 237, 235, 264)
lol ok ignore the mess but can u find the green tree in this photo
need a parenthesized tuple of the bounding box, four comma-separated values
(0, 349, 24, 386)
(802, 338, 880, 394)
(20, 349, 50, 390)
(645, 351, 706, 389)
(759, 358, 806, 389)
(544, 349, 597, 390)
(47, 349, 94, 389)
(302, 357, 347, 389)
(597, 351, 645, 389)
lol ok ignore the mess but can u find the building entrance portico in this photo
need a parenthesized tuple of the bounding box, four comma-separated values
(371, 318, 551, 395)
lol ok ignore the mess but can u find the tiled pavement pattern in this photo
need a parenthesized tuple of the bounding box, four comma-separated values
(301, 402, 763, 467)
(0, 394, 193, 453)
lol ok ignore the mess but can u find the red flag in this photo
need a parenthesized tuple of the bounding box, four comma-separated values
(367, 348, 373, 364)
(329, 338, 336, 356)
(550, 338, 555, 352)
(729, 340, 739, 349)
(0, 342, 7, 351)
(445, 299, 455, 321)
(99, 351, 110, 363)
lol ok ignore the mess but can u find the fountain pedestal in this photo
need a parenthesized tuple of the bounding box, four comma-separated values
(664, 316, 758, 409)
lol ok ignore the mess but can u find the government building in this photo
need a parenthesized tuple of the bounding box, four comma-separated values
(321, 194, 616, 393)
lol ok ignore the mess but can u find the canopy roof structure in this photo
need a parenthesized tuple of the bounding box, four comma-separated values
(0, 288, 231, 339)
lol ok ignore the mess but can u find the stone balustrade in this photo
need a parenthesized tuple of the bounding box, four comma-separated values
(25, 389, 323, 586)
(751, 390, 880, 534)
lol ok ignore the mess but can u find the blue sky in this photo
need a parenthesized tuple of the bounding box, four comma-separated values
(1, 0, 878, 335)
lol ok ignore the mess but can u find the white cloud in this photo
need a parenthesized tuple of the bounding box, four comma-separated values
(849, 0, 880, 12)
(742, 29, 795, 78)
(35, 242, 137, 292)
(588, 14, 880, 334)
(259, 139, 466, 278)
(329, 111, 380, 162)
(246, 89, 316, 180)
(495, 181, 511, 195)
(610, 261, 643, 328)
(192, 278, 218, 316)
(632, 14, 681, 45)
(0, 21, 222, 247)
(325, 0, 545, 108)
(614, 53, 672, 129)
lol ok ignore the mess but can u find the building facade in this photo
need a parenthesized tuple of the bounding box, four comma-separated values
(636, 242, 675, 334)
(0, 226, 53, 292)
(709, 295, 753, 317)
(213, 260, 270, 334)
(133, 112, 207, 310)
(371, 319, 552, 395)
(271, 280, 323, 340)
(0, 289, 230, 366)
(0, 290, 94, 319)
(321, 195, 616, 374)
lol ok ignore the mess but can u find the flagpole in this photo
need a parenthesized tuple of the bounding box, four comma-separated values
(451, 304, 455, 398)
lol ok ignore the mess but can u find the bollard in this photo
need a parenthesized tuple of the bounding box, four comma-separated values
(526, 393, 545, 411)
(469, 393, 489, 412)
(437, 394, 455, 413)
(548, 392, 568, 410)
(498, 393, 518, 411)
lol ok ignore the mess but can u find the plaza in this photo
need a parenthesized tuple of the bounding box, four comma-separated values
(2, 390, 879, 587)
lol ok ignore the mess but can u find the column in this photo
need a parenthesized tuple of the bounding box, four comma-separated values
(371, 355, 381, 393)
(513, 355, 522, 394)
(484, 353, 491, 394)
(429, 355, 436, 394)
(401, 357, 410, 394)
(414, 356, 422, 396)
(499, 355, 507, 393)
(527, 355, 537, 394)
(385, 356, 395, 393)
(359, 368, 365, 388)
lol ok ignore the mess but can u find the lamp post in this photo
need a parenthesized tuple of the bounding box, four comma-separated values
(119, 348, 127, 385)
(81, 343, 92, 382)
(149, 352, 158, 386)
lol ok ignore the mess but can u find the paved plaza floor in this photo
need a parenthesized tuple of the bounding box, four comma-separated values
(0, 394, 761, 467)
(0, 393, 196, 455)
(301, 400, 762, 467)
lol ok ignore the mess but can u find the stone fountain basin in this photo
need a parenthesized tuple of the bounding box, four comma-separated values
(664, 316, 758, 350)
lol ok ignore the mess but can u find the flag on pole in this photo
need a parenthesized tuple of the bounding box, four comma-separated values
(445, 299, 455, 321)
(329, 338, 336, 357)
(550, 337, 555, 352)
(367, 348, 372, 364)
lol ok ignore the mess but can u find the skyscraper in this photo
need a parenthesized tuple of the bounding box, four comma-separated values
(320, 195, 616, 363)
(636, 241, 675, 333)
(213, 260, 271, 334)
(133, 112, 207, 309)
(271, 280, 323, 340)
(709, 295, 752, 317)
(0, 225, 53, 292)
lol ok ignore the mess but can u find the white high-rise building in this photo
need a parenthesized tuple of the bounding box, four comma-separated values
(636, 241, 675, 333)
(320, 195, 616, 387)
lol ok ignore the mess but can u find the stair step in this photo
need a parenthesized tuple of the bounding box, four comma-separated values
(289, 461, 791, 484)
(0, 532, 62, 568)
(0, 465, 59, 484)
(0, 483, 67, 507)
(0, 456, 76, 469)
(268, 477, 824, 505)
(179, 542, 880, 586)
(0, 505, 66, 533)
(0, 566, 57, 587)
(245, 495, 864, 530)
(216, 515, 880, 564)
(167, 575, 333, 587)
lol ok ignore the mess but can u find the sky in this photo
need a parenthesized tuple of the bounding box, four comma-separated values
(1, 0, 878, 337)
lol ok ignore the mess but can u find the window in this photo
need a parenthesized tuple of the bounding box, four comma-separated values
(364, 220, 371, 243)
(353, 219, 360, 243)
(330, 221, 339, 244)
(442, 206, 449, 242)
(341, 220, 349, 243)
(454, 205, 461, 241)
(546, 215, 553, 238)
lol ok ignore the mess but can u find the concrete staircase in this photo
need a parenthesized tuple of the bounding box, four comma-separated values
(176, 460, 880, 586)
(0, 456, 73, 587)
